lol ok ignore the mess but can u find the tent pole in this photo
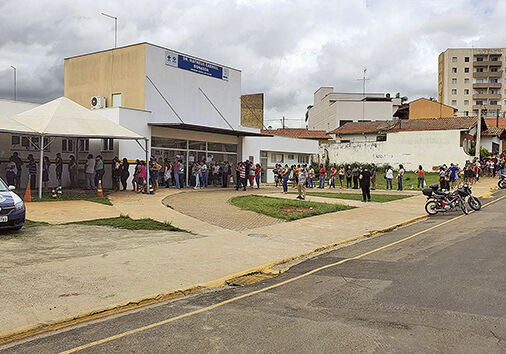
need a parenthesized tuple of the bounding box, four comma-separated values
(145, 139, 150, 192)
(38, 135, 44, 199)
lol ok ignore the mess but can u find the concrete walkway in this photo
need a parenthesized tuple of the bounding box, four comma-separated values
(0, 179, 497, 339)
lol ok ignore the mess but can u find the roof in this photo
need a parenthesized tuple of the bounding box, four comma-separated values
(408, 97, 457, 111)
(150, 123, 266, 136)
(482, 127, 505, 137)
(330, 117, 480, 135)
(260, 128, 330, 139)
(484, 118, 506, 129)
(9, 97, 144, 139)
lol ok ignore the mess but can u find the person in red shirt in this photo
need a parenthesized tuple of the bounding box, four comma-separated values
(319, 165, 326, 188)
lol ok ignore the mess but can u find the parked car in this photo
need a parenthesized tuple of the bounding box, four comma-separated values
(0, 177, 25, 231)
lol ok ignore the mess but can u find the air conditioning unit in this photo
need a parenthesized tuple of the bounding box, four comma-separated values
(91, 96, 106, 109)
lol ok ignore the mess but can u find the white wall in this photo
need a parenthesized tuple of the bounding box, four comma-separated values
(145, 44, 242, 130)
(320, 130, 471, 171)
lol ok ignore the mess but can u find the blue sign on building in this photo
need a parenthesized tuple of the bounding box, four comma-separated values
(165, 50, 228, 81)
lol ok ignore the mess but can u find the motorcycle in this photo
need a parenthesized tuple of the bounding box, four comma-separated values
(423, 184, 468, 215)
(457, 182, 481, 211)
(499, 174, 506, 189)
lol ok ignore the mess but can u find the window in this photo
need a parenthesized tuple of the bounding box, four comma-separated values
(490, 78, 498, 83)
(11, 136, 50, 151)
(451, 78, 457, 84)
(490, 89, 498, 94)
(152, 137, 187, 149)
(340, 139, 350, 143)
(62, 139, 74, 153)
(287, 154, 295, 160)
(452, 56, 457, 63)
(112, 93, 122, 107)
(490, 67, 498, 72)
(297, 155, 309, 164)
(464, 67, 469, 73)
(491, 56, 499, 61)
(464, 111, 469, 116)
(376, 135, 387, 142)
(464, 78, 470, 83)
(451, 99, 457, 105)
(189, 140, 206, 150)
(476, 67, 484, 72)
(102, 138, 114, 151)
(464, 57, 470, 62)
(78, 139, 89, 152)
(464, 89, 469, 94)
(476, 100, 483, 105)
(490, 100, 498, 105)
(11, 135, 20, 147)
(451, 89, 457, 95)
(476, 57, 483, 62)
(476, 89, 484, 94)
(464, 100, 469, 105)
(476, 78, 484, 83)
(273, 153, 284, 163)
(452, 67, 457, 73)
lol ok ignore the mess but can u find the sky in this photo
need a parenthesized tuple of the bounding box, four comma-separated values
(0, 0, 505, 127)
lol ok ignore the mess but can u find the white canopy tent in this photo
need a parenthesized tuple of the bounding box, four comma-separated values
(3, 97, 149, 198)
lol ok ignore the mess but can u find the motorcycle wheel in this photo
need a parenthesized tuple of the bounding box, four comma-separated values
(459, 199, 468, 215)
(467, 196, 481, 211)
(425, 200, 438, 215)
(499, 179, 506, 189)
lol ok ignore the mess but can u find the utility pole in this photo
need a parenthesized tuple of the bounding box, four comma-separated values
(101, 12, 118, 48)
(356, 68, 369, 121)
(475, 107, 482, 159)
(282, 116, 285, 129)
(10, 66, 16, 101)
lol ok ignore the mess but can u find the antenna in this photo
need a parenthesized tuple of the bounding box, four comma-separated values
(356, 68, 370, 120)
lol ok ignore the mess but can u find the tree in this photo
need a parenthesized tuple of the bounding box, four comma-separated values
(395, 92, 408, 104)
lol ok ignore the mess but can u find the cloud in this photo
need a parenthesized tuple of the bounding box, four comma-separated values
(0, 0, 505, 127)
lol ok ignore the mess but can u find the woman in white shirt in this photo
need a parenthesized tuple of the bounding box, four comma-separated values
(397, 164, 405, 191)
(385, 166, 393, 190)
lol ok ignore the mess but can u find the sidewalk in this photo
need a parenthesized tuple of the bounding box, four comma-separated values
(0, 179, 497, 340)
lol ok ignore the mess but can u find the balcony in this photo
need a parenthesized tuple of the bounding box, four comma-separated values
(473, 60, 503, 66)
(472, 105, 501, 111)
(472, 93, 501, 100)
(473, 82, 502, 89)
(473, 71, 502, 78)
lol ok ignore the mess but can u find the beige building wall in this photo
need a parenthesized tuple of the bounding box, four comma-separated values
(241, 93, 264, 128)
(409, 98, 455, 119)
(64, 43, 146, 110)
(438, 48, 506, 117)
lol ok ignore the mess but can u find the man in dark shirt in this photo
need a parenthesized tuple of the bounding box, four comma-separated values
(55, 153, 63, 186)
(359, 167, 372, 202)
(11, 152, 23, 189)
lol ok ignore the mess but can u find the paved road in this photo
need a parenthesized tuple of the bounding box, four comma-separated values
(2, 190, 505, 353)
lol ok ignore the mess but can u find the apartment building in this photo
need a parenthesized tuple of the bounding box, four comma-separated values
(438, 48, 506, 117)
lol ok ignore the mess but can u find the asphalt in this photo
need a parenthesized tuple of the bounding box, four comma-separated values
(2, 190, 505, 353)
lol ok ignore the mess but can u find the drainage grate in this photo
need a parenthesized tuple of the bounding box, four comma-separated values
(226, 272, 274, 286)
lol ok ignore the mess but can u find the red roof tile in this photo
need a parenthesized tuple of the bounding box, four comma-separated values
(482, 127, 505, 136)
(261, 128, 330, 139)
(484, 118, 506, 130)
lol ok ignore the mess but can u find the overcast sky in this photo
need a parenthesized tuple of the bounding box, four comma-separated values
(0, 0, 504, 127)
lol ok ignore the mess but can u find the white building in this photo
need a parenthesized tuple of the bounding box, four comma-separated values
(306, 87, 402, 132)
(0, 43, 318, 188)
(321, 117, 484, 171)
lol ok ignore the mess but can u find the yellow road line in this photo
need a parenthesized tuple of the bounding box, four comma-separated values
(60, 194, 506, 353)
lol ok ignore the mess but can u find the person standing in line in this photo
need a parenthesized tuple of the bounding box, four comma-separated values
(359, 166, 372, 202)
(234, 162, 247, 191)
(163, 160, 171, 188)
(11, 152, 23, 189)
(201, 160, 209, 188)
(5, 157, 17, 187)
(27, 154, 37, 190)
(352, 166, 359, 189)
(329, 166, 337, 188)
(193, 162, 201, 190)
(222, 162, 230, 188)
(85, 154, 95, 190)
(415, 165, 425, 189)
(212, 163, 220, 186)
(178, 160, 185, 188)
(281, 164, 290, 194)
(338, 165, 345, 189)
(248, 163, 256, 188)
(318, 164, 326, 188)
(346, 166, 352, 188)
(385, 166, 393, 190)
(55, 153, 63, 187)
(137, 161, 147, 193)
(308, 165, 315, 188)
(297, 164, 308, 200)
(132, 159, 141, 191)
(397, 164, 405, 191)
(94, 155, 105, 187)
(68, 155, 78, 189)
(255, 163, 261, 189)
(173, 159, 180, 189)
(370, 163, 377, 190)
(120, 158, 130, 191)
(112, 157, 122, 192)
(42, 156, 50, 190)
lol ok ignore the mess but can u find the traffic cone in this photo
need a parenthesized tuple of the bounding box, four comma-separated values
(24, 176, 32, 202)
(96, 181, 104, 198)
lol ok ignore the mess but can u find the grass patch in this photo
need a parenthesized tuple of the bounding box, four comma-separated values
(27, 190, 112, 206)
(289, 192, 411, 203)
(24, 220, 50, 228)
(230, 195, 354, 221)
(373, 172, 440, 190)
(69, 215, 185, 232)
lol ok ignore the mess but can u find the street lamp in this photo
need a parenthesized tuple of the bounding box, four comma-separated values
(101, 12, 117, 48)
(10, 66, 16, 101)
